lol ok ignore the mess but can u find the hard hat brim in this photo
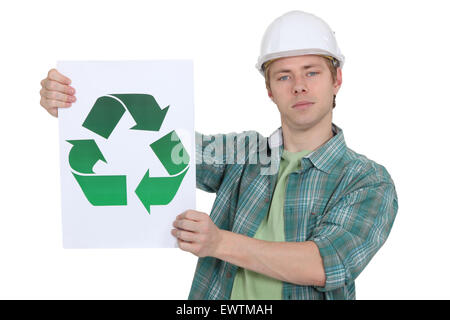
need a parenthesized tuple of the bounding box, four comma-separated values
(256, 49, 345, 75)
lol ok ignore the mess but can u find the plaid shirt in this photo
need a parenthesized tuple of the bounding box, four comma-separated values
(189, 123, 398, 300)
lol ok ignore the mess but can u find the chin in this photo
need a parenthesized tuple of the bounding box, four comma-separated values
(285, 113, 330, 131)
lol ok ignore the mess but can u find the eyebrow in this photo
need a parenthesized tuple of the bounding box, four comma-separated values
(273, 64, 323, 74)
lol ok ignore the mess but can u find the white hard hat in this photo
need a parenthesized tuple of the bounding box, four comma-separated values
(256, 10, 345, 75)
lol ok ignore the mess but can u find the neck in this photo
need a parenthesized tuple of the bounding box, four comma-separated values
(281, 117, 334, 153)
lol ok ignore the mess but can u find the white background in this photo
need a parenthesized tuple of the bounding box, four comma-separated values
(1, 0, 449, 299)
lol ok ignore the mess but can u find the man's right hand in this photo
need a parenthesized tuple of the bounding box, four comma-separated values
(40, 69, 76, 117)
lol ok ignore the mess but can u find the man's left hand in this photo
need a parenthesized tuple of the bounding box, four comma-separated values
(172, 210, 222, 258)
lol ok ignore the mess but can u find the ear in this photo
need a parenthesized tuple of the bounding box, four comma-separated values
(267, 88, 273, 99)
(333, 67, 343, 95)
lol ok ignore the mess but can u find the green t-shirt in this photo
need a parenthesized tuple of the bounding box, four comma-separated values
(230, 149, 312, 300)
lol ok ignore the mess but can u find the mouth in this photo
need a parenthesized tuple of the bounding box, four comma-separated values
(292, 101, 314, 110)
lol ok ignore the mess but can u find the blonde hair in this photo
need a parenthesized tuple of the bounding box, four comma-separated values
(263, 55, 338, 108)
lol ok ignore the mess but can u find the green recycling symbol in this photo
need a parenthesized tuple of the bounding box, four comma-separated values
(67, 94, 190, 214)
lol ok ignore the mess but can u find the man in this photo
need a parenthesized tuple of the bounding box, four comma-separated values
(39, 11, 398, 300)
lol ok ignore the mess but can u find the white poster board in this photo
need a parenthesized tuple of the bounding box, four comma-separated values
(57, 60, 195, 248)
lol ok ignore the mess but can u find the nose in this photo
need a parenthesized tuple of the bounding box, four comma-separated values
(292, 76, 308, 95)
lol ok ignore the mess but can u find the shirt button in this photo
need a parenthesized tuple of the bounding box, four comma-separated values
(226, 272, 232, 279)
(265, 197, 270, 203)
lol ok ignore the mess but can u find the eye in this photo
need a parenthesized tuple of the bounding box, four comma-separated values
(278, 75, 290, 81)
(307, 71, 319, 77)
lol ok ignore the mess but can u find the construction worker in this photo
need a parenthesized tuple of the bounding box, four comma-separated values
(39, 10, 398, 300)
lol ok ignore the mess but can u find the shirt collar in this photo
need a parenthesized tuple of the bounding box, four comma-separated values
(268, 123, 347, 174)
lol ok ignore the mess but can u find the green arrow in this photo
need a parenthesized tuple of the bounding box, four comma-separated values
(72, 172, 127, 206)
(67, 139, 106, 174)
(111, 94, 169, 131)
(135, 166, 188, 214)
(150, 130, 190, 175)
(82, 96, 126, 139)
